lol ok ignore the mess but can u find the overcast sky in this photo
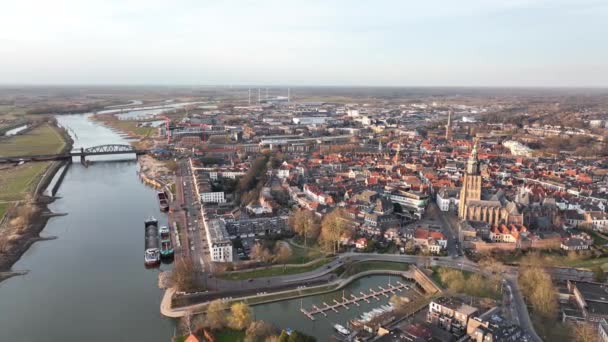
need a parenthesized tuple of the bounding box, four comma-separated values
(1, 0, 607, 87)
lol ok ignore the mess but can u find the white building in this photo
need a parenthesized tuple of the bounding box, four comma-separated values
(436, 187, 460, 212)
(292, 117, 329, 125)
(503, 140, 533, 157)
(205, 219, 233, 262)
(200, 191, 226, 203)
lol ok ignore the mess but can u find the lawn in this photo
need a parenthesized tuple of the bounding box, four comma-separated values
(287, 241, 325, 264)
(218, 258, 332, 281)
(0, 123, 65, 157)
(342, 261, 409, 277)
(214, 329, 245, 342)
(0, 202, 9, 219)
(102, 118, 156, 138)
(0, 162, 50, 201)
(562, 256, 608, 270)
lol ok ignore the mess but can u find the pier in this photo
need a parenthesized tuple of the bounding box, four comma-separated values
(300, 282, 408, 321)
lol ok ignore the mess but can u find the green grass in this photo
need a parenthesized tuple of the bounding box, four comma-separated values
(562, 256, 608, 270)
(218, 258, 332, 281)
(0, 202, 9, 219)
(287, 241, 324, 264)
(215, 329, 245, 342)
(106, 119, 156, 137)
(0, 162, 50, 201)
(0, 123, 65, 157)
(342, 261, 409, 277)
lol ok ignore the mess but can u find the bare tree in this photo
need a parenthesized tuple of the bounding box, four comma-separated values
(250, 243, 272, 264)
(288, 209, 320, 248)
(320, 208, 352, 254)
(273, 243, 292, 268)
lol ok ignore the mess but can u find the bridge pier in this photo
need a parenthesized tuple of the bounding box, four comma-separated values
(80, 148, 86, 164)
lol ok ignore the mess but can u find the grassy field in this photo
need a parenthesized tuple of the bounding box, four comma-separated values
(342, 261, 409, 277)
(0, 162, 50, 201)
(109, 120, 156, 137)
(218, 258, 332, 281)
(0, 123, 65, 157)
(0, 105, 28, 122)
(287, 241, 325, 264)
(0, 202, 10, 219)
(214, 329, 245, 342)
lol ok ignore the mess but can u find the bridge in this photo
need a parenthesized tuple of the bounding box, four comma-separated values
(0, 144, 148, 164)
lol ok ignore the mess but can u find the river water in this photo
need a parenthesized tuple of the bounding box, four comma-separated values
(0, 114, 174, 341)
(253, 275, 412, 341)
(4, 124, 28, 136)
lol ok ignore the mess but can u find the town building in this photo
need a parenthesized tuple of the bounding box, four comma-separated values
(205, 219, 233, 262)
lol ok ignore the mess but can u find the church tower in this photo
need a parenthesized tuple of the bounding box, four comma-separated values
(393, 143, 401, 165)
(445, 111, 453, 140)
(459, 138, 482, 219)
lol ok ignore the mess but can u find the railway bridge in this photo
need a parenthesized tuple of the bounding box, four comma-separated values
(0, 144, 148, 164)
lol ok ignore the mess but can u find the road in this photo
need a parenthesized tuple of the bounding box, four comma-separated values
(172, 158, 210, 272)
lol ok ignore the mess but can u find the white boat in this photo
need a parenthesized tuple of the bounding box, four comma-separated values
(334, 324, 350, 335)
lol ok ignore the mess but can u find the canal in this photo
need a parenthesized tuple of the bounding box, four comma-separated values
(0, 114, 174, 341)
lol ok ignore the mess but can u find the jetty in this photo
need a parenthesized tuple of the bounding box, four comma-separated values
(300, 281, 408, 321)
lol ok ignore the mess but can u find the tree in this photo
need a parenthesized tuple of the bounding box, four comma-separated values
(573, 323, 599, 342)
(438, 268, 466, 293)
(204, 299, 228, 330)
(519, 263, 557, 319)
(320, 208, 352, 254)
(251, 243, 272, 264)
(288, 210, 321, 248)
(592, 265, 606, 283)
(170, 259, 198, 292)
(228, 302, 252, 330)
(245, 320, 278, 342)
(274, 243, 292, 267)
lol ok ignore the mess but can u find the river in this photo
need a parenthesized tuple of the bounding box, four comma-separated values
(0, 114, 174, 341)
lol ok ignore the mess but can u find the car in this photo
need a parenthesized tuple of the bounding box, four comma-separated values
(248, 278, 254, 282)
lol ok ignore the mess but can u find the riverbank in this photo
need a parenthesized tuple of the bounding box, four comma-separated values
(0, 122, 73, 277)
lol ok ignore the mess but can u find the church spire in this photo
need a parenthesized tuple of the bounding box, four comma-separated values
(445, 110, 452, 140)
(466, 138, 480, 175)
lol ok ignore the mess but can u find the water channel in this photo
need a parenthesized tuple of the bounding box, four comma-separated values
(4, 124, 28, 136)
(0, 111, 408, 342)
(0, 114, 174, 341)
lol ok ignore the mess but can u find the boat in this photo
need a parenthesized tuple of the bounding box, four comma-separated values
(333, 324, 350, 335)
(159, 225, 174, 259)
(144, 218, 160, 266)
(145, 248, 160, 266)
(157, 191, 169, 212)
(145, 217, 158, 228)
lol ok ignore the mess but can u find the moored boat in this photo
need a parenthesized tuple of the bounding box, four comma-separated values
(144, 218, 160, 266)
(334, 324, 350, 335)
(157, 191, 169, 212)
(159, 225, 174, 259)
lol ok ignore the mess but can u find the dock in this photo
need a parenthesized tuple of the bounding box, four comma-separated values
(300, 282, 408, 320)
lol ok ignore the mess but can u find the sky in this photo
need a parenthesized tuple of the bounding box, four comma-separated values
(1, 0, 607, 87)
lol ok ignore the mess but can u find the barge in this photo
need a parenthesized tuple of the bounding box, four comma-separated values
(144, 218, 160, 267)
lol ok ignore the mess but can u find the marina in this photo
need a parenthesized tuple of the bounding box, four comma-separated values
(300, 281, 408, 320)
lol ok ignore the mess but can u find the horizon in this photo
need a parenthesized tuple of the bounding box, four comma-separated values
(1, 0, 607, 87)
